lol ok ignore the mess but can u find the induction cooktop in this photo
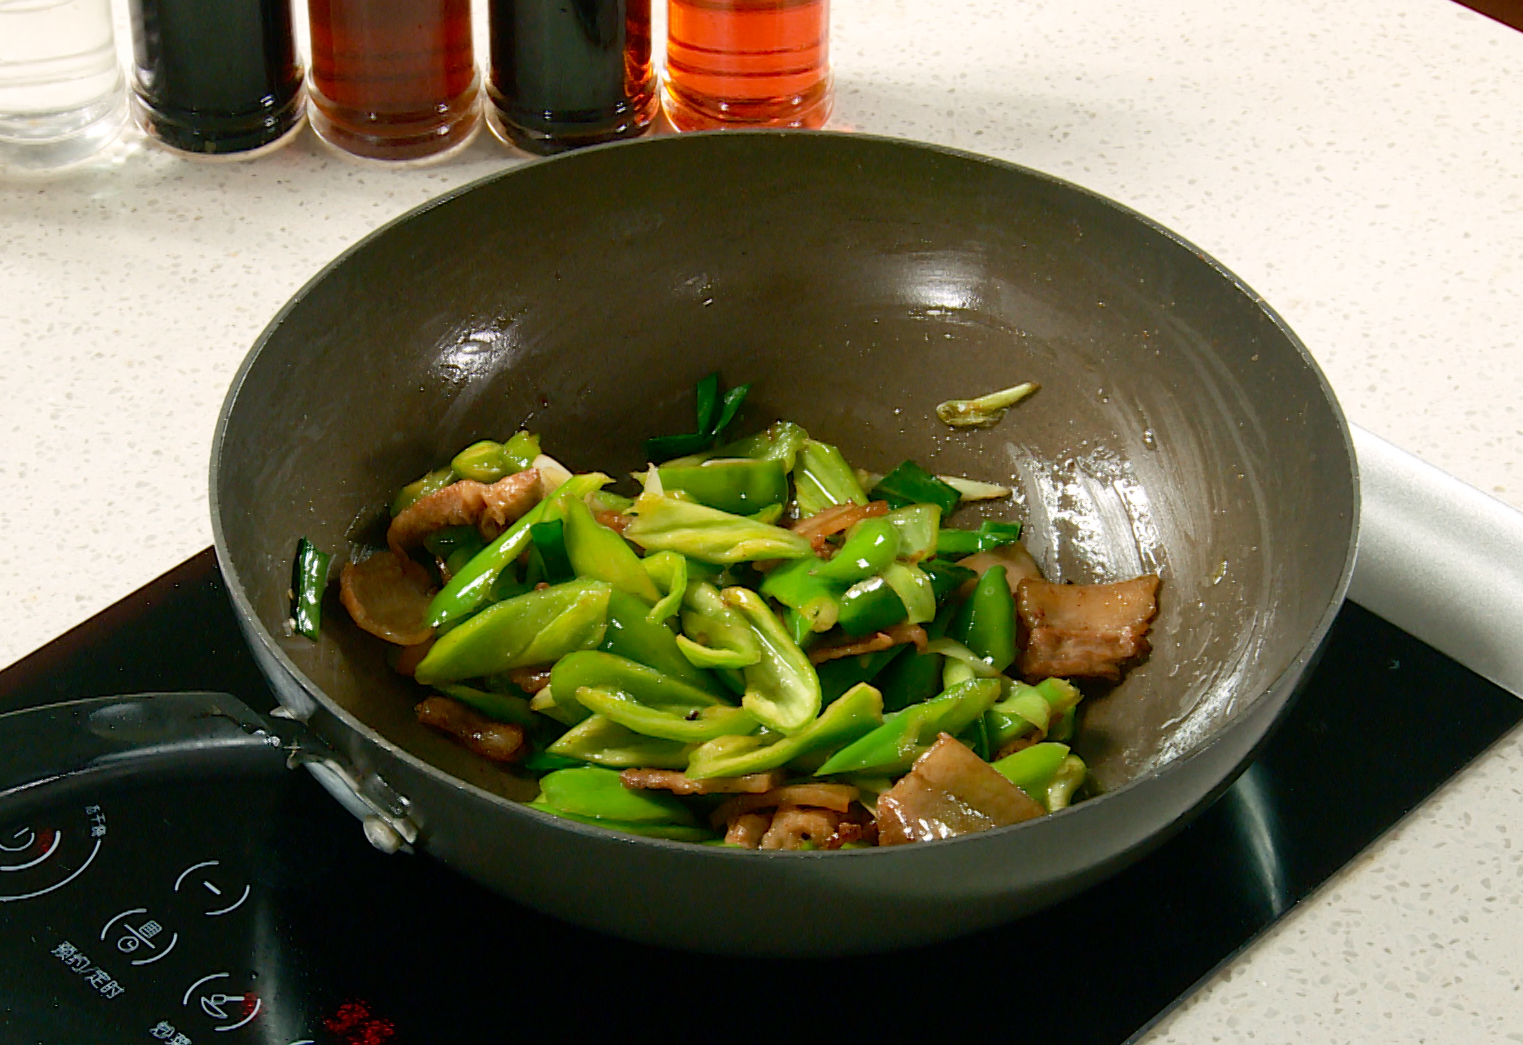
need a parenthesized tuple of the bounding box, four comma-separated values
(0, 545, 1517, 1045)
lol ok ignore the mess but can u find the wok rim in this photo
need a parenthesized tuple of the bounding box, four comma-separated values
(208, 127, 1361, 859)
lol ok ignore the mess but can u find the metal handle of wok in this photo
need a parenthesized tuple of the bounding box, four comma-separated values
(0, 692, 419, 854)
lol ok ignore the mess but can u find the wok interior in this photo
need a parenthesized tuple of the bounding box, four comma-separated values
(218, 132, 1354, 801)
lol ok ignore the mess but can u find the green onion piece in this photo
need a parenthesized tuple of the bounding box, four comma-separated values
(935, 381, 1040, 429)
(935, 519, 1024, 557)
(712, 383, 751, 441)
(870, 460, 962, 514)
(290, 537, 330, 641)
(694, 371, 721, 437)
(644, 431, 714, 461)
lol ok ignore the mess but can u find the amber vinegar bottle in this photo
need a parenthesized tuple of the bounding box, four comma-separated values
(307, 0, 480, 161)
(664, 0, 831, 130)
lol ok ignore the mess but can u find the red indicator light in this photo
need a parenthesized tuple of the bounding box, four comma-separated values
(322, 999, 396, 1044)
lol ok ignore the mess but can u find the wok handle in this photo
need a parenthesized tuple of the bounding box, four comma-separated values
(0, 692, 286, 815)
(0, 692, 422, 855)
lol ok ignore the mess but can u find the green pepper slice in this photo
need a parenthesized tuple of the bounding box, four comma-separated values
(546, 714, 695, 769)
(575, 685, 756, 742)
(657, 458, 790, 515)
(686, 682, 884, 779)
(415, 579, 611, 684)
(815, 677, 1001, 775)
(536, 766, 696, 825)
(723, 586, 822, 733)
(562, 497, 661, 603)
(624, 492, 812, 563)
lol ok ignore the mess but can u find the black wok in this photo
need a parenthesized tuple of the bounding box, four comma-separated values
(210, 130, 1357, 956)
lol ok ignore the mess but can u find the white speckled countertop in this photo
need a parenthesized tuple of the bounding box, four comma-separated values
(3, 0, 1522, 1039)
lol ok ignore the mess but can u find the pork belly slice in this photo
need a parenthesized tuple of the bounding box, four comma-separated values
(386, 468, 541, 559)
(339, 550, 437, 646)
(415, 695, 526, 762)
(877, 733, 1045, 846)
(619, 769, 786, 796)
(1016, 575, 1160, 682)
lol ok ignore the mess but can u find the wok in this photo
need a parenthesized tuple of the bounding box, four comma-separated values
(210, 130, 1357, 956)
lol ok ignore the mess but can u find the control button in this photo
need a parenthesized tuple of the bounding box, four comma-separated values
(173, 860, 250, 916)
(182, 972, 262, 1033)
(0, 805, 104, 903)
(100, 907, 180, 966)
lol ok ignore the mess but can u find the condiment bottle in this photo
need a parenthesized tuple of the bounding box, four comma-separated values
(664, 0, 831, 131)
(307, 0, 480, 162)
(0, 0, 126, 169)
(128, 0, 304, 156)
(487, 0, 657, 153)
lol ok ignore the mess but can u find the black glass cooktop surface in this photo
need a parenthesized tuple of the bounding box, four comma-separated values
(0, 550, 1518, 1045)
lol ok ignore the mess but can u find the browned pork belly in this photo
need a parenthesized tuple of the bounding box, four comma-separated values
(808, 622, 928, 664)
(619, 769, 787, 796)
(386, 468, 541, 559)
(1016, 575, 1161, 682)
(876, 733, 1045, 846)
(415, 696, 526, 762)
(790, 501, 890, 555)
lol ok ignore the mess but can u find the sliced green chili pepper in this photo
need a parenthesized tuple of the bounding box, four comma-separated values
(290, 537, 331, 641)
(935, 519, 1024, 557)
(719, 419, 809, 471)
(1047, 754, 1087, 810)
(528, 801, 715, 842)
(489, 563, 532, 603)
(815, 518, 900, 584)
(948, 564, 1017, 673)
(815, 677, 1001, 775)
(881, 561, 935, 625)
(957, 714, 992, 760)
(587, 488, 634, 515)
(992, 742, 1071, 802)
(884, 504, 941, 563)
(985, 678, 1082, 750)
(723, 586, 822, 733)
(686, 681, 884, 780)
(869, 460, 961, 515)
(794, 438, 869, 518)
(502, 430, 541, 472)
(433, 683, 537, 727)
(427, 472, 608, 629)
(536, 766, 697, 825)
(837, 576, 908, 637)
(575, 685, 756, 742)
(921, 558, 978, 603)
(452, 440, 514, 483)
(415, 578, 611, 684)
(676, 580, 762, 670)
(1048, 704, 1078, 744)
(390, 466, 456, 516)
(562, 497, 661, 603)
(546, 714, 695, 769)
(816, 647, 904, 706)
(528, 519, 574, 585)
(874, 644, 943, 712)
(624, 492, 812, 563)
(657, 458, 789, 515)
(553, 650, 730, 711)
(599, 590, 721, 693)
(521, 750, 586, 773)
(640, 551, 688, 625)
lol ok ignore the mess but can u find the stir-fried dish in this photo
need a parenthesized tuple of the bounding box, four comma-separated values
(293, 375, 1160, 849)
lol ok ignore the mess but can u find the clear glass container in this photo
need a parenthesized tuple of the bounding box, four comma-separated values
(0, 0, 127, 169)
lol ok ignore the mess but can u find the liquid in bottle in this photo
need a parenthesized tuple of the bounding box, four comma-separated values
(128, 0, 304, 156)
(307, 0, 479, 161)
(0, 0, 126, 169)
(487, 0, 656, 154)
(664, 0, 831, 131)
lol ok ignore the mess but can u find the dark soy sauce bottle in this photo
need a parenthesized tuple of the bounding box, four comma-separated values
(128, 0, 304, 156)
(487, 0, 657, 154)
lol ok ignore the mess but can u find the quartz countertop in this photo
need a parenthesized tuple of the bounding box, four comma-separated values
(3, 0, 1522, 1039)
